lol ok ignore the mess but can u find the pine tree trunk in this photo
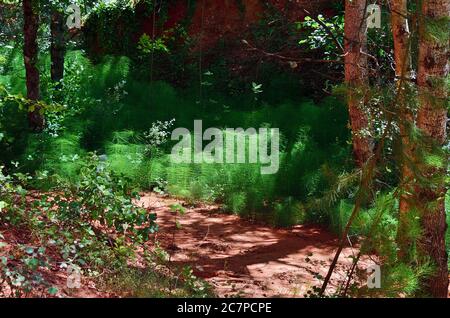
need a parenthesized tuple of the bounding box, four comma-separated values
(416, 0, 449, 298)
(50, 9, 65, 85)
(344, 0, 372, 167)
(23, 0, 43, 131)
(390, 0, 414, 262)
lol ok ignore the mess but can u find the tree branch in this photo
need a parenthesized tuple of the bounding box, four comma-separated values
(242, 40, 343, 65)
(302, 9, 345, 53)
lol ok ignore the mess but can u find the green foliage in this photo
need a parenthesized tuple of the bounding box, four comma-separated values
(0, 154, 161, 297)
(297, 14, 344, 60)
(366, 262, 434, 298)
(272, 197, 305, 227)
(83, 0, 192, 85)
(0, 166, 57, 297)
(0, 85, 64, 115)
(105, 264, 213, 298)
(334, 193, 437, 298)
(0, 243, 55, 297)
(72, 153, 157, 239)
(142, 119, 176, 158)
(446, 193, 450, 268)
(84, 1, 139, 59)
(424, 16, 450, 44)
(1, 0, 448, 298)
(0, 48, 351, 229)
(138, 34, 170, 55)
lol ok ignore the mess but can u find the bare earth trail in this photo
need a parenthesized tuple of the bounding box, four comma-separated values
(138, 193, 363, 298)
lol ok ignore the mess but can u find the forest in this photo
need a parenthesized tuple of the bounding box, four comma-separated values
(0, 0, 448, 300)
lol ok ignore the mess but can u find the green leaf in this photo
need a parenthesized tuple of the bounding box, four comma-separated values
(26, 258, 39, 270)
(48, 287, 58, 295)
(25, 246, 35, 255)
(0, 201, 7, 212)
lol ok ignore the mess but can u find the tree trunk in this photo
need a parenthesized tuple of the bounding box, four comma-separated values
(23, 0, 43, 132)
(390, 0, 414, 262)
(344, 0, 372, 167)
(50, 9, 65, 85)
(415, 0, 449, 298)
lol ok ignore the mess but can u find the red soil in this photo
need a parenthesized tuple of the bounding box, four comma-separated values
(138, 193, 366, 298)
(1, 192, 369, 298)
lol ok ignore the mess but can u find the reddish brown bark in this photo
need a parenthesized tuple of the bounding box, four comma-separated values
(23, 0, 44, 131)
(390, 0, 415, 262)
(344, 0, 373, 167)
(415, 0, 449, 298)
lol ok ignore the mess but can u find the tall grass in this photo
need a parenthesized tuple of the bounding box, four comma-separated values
(1, 48, 355, 228)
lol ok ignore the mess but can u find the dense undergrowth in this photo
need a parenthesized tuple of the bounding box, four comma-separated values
(1, 43, 449, 297)
(0, 154, 212, 297)
(1, 47, 354, 229)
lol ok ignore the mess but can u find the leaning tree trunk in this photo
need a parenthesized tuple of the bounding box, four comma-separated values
(415, 0, 449, 298)
(23, 0, 43, 131)
(344, 0, 372, 167)
(50, 9, 65, 86)
(390, 0, 415, 262)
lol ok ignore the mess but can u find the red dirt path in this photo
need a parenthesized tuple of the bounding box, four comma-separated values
(138, 193, 364, 298)
(1, 192, 368, 298)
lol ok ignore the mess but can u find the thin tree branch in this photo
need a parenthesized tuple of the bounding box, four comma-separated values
(302, 9, 345, 53)
(242, 40, 343, 64)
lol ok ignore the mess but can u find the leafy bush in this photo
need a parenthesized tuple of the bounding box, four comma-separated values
(0, 155, 158, 297)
